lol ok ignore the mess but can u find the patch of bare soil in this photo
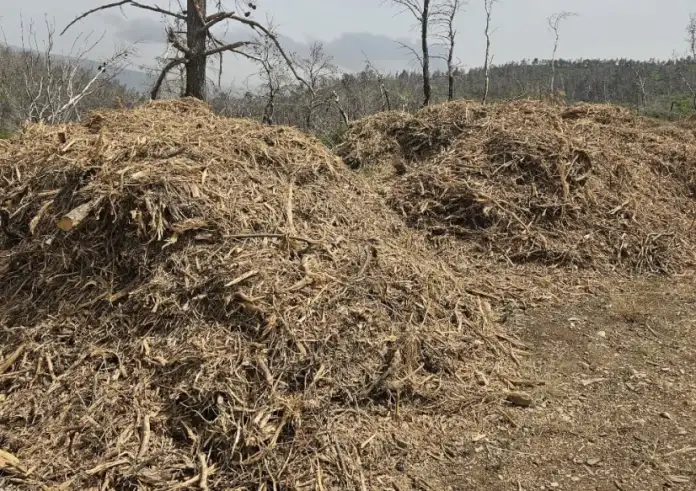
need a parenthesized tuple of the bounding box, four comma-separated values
(448, 276, 696, 491)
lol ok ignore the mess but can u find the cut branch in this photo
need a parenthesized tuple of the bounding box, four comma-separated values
(57, 197, 103, 231)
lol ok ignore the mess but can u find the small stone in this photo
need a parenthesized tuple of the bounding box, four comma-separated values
(597, 331, 606, 338)
(660, 412, 673, 420)
(506, 391, 533, 407)
(550, 482, 559, 488)
(587, 458, 601, 466)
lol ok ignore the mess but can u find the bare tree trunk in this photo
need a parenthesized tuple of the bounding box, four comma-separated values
(634, 69, 647, 108)
(333, 90, 349, 126)
(482, 0, 493, 104)
(688, 13, 696, 59)
(447, 39, 455, 101)
(262, 89, 275, 124)
(364, 56, 392, 110)
(444, 0, 459, 101)
(421, 0, 431, 107)
(381, 83, 392, 111)
(433, 0, 462, 102)
(548, 12, 577, 95)
(305, 100, 314, 131)
(186, 0, 207, 100)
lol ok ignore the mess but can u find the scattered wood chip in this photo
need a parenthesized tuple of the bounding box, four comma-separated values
(224, 270, 259, 287)
(85, 458, 129, 476)
(0, 449, 21, 470)
(137, 413, 151, 460)
(0, 344, 25, 375)
(57, 197, 103, 231)
(506, 391, 533, 407)
(581, 378, 606, 387)
(663, 446, 696, 457)
(666, 475, 689, 484)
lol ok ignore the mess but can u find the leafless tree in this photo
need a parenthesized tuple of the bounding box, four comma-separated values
(633, 67, 648, 108)
(433, 0, 465, 101)
(481, 0, 497, 104)
(385, 0, 432, 106)
(547, 11, 577, 94)
(62, 0, 310, 101)
(332, 90, 350, 126)
(295, 42, 338, 130)
(678, 19, 696, 111)
(0, 17, 132, 127)
(247, 23, 289, 124)
(687, 13, 696, 59)
(363, 54, 392, 111)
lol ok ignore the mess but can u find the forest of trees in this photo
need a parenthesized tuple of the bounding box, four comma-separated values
(1, 1, 696, 143)
(208, 56, 696, 145)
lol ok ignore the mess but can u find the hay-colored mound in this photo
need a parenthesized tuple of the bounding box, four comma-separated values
(0, 99, 514, 489)
(337, 100, 696, 273)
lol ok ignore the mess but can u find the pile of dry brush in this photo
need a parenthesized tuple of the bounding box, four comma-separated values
(337, 100, 696, 274)
(0, 100, 520, 490)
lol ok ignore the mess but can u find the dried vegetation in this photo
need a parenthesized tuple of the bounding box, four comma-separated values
(2, 96, 695, 489)
(0, 99, 518, 490)
(337, 99, 696, 273)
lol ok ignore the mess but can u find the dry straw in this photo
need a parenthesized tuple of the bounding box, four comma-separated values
(337, 99, 696, 274)
(0, 99, 517, 489)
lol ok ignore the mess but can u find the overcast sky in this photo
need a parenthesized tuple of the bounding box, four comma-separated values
(2, 0, 694, 86)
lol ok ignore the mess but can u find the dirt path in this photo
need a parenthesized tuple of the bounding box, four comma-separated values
(456, 277, 696, 490)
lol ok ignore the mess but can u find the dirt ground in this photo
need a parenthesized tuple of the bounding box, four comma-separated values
(433, 275, 696, 491)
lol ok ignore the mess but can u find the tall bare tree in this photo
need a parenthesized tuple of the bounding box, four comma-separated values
(363, 54, 392, 111)
(481, 0, 496, 104)
(683, 15, 696, 110)
(687, 13, 696, 59)
(385, 0, 433, 107)
(433, 0, 465, 101)
(248, 23, 289, 125)
(633, 67, 648, 108)
(295, 42, 338, 131)
(62, 0, 310, 101)
(547, 11, 578, 94)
